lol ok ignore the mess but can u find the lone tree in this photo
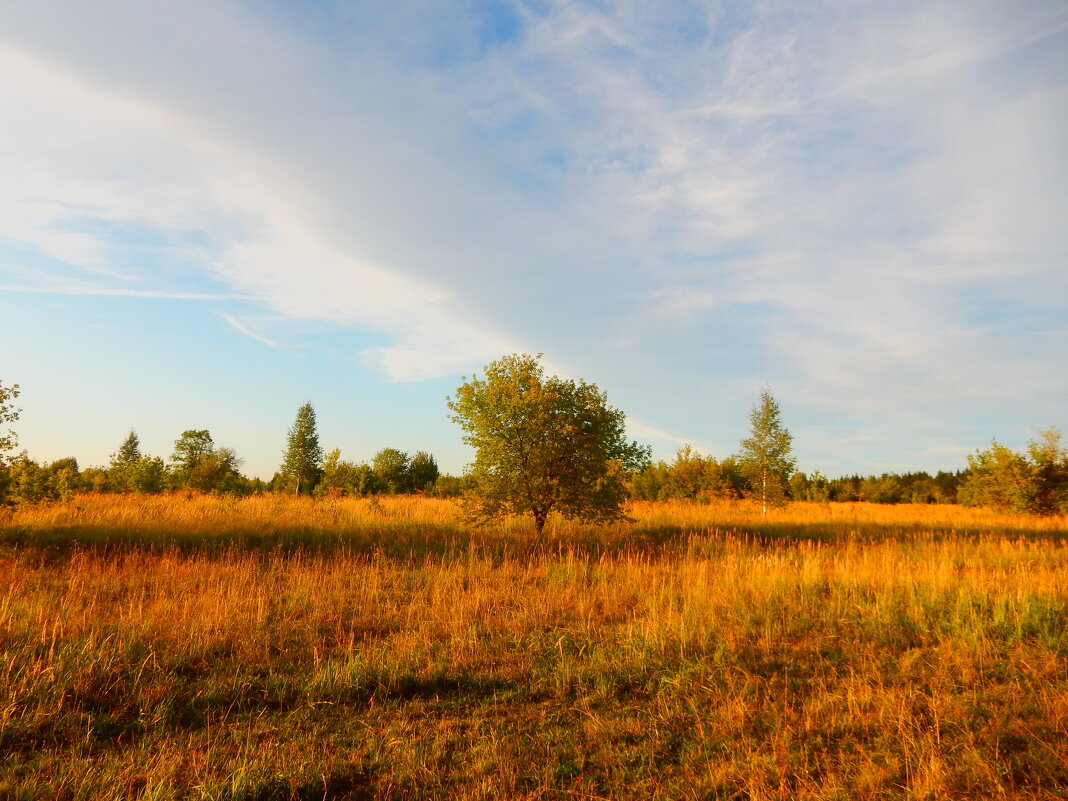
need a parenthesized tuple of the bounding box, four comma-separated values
(738, 386, 796, 516)
(447, 353, 650, 536)
(281, 402, 323, 494)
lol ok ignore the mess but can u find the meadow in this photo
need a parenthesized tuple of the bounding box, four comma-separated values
(1, 494, 1066, 800)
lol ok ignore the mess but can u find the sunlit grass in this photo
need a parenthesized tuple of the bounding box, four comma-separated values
(1, 494, 1066, 799)
(4, 493, 1064, 555)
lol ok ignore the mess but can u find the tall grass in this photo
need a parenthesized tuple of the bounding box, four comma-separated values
(1, 494, 1066, 799)
(3, 493, 1065, 555)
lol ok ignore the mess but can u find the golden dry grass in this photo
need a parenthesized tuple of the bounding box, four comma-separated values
(1, 494, 1066, 799)
(6, 491, 1066, 535)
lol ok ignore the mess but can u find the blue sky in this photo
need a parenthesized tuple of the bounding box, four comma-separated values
(1, 0, 1066, 480)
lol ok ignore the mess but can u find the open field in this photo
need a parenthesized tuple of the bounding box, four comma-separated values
(1, 495, 1066, 799)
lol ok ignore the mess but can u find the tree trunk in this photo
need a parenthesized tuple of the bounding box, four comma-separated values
(527, 510, 548, 559)
(762, 470, 767, 518)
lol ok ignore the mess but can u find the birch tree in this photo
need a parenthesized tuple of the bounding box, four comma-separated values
(738, 386, 796, 516)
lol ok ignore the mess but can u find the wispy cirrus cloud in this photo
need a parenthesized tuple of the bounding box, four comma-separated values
(0, 28, 520, 381)
(0, 283, 245, 301)
(218, 314, 284, 349)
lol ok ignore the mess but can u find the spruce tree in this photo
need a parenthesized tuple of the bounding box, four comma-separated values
(281, 403, 323, 494)
(109, 430, 143, 492)
(116, 430, 142, 464)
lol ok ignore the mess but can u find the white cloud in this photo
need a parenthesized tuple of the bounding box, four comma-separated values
(0, 31, 520, 381)
(218, 313, 283, 348)
(0, 284, 243, 301)
(1, 0, 1065, 471)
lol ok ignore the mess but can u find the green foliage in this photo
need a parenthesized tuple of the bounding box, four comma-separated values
(790, 470, 831, 502)
(132, 456, 167, 494)
(861, 474, 906, 504)
(5, 454, 45, 503)
(737, 386, 796, 515)
(167, 431, 246, 494)
(447, 353, 650, 534)
(431, 474, 467, 498)
(320, 448, 356, 494)
(318, 448, 438, 497)
(102, 431, 168, 494)
(48, 457, 81, 502)
(372, 448, 412, 494)
(188, 447, 245, 494)
(1027, 428, 1068, 515)
(352, 463, 382, 496)
(170, 429, 215, 487)
(630, 446, 739, 502)
(116, 430, 141, 464)
(317, 450, 382, 496)
(960, 441, 1037, 513)
(796, 471, 961, 504)
(961, 428, 1068, 515)
(0, 380, 20, 467)
(5, 454, 80, 504)
(409, 451, 440, 492)
(108, 430, 143, 492)
(0, 380, 17, 505)
(661, 445, 719, 499)
(280, 403, 323, 495)
(79, 467, 110, 493)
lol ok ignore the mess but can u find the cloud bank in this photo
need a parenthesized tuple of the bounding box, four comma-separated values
(1, 0, 1065, 471)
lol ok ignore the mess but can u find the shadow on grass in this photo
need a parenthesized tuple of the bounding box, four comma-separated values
(214, 765, 377, 801)
(2, 669, 516, 758)
(2, 515, 1065, 565)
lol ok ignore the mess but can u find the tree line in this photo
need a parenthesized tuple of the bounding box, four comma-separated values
(0, 390, 446, 505)
(631, 448, 965, 505)
(2, 364, 1066, 520)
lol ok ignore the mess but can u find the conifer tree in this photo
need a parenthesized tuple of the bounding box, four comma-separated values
(116, 430, 142, 464)
(280, 403, 323, 494)
(109, 430, 143, 492)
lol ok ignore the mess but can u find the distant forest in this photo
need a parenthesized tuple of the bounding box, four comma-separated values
(1, 380, 1065, 515)
(0, 434, 967, 507)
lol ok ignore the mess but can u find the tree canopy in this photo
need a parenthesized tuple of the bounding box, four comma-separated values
(447, 353, 650, 535)
(280, 403, 323, 494)
(372, 448, 411, 494)
(171, 430, 215, 487)
(409, 451, 440, 491)
(0, 380, 20, 464)
(737, 386, 795, 516)
(960, 428, 1068, 515)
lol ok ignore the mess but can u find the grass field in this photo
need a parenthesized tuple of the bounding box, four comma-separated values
(1, 495, 1066, 799)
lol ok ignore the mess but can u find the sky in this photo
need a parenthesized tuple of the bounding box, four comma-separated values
(1, 0, 1066, 481)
